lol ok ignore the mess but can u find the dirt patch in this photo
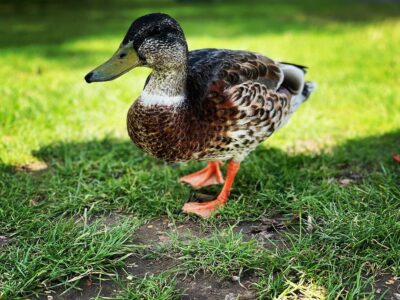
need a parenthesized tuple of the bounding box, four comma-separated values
(132, 215, 291, 251)
(233, 216, 295, 249)
(36, 256, 176, 300)
(131, 217, 208, 247)
(37, 278, 118, 300)
(370, 273, 400, 300)
(125, 254, 177, 277)
(35, 216, 289, 300)
(177, 272, 257, 300)
(333, 162, 366, 186)
(0, 235, 10, 248)
(337, 171, 363, 186)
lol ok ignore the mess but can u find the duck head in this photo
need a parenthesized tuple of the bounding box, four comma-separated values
(85, 13, 187, 83)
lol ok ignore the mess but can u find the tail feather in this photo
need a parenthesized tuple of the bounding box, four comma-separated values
(278, 62, 316, 113)
(279, 63, 305, 95)
(279, 61, 308, 74)
(302, 81, 317, 102)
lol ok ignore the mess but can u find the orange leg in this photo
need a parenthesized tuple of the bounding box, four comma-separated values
(182, 161, 240, 218)
(179, 161, 224, 189)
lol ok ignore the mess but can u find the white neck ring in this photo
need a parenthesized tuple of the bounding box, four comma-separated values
(140, 90, 184, 106)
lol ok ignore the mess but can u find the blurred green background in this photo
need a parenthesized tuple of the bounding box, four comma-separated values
(1, 0, 399, 164)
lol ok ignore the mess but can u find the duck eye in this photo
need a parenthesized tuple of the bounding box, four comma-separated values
(150, 26, 161, 36)
(119, 53, 127, 59)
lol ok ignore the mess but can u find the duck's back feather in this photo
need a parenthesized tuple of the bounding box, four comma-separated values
(186, 49, 283, 106)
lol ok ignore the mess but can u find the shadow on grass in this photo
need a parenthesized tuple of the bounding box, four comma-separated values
(0, 129, 399, 229)
(1, 0, 400, 49)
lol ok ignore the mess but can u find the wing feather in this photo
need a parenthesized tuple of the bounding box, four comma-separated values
(186, 49, 284, 104)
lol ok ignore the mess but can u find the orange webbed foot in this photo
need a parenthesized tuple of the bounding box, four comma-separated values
(182, 161, 241, 219)
(179, 161, 224, 189)
(182, 198, 226, 219)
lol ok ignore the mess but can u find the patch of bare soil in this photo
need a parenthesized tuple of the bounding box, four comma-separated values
(233, 216, 295, 249)
(368, 273, 400, 300)
(333, 162, 366, 186)
(0, 235, 10, 248)
(177, 272, 257, 300)
(35, 216, 289, 300)
(131, 217, 209, 247)
(37, 278, 118, 300)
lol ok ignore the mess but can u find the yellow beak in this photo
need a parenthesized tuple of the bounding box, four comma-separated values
(85, 42, 140, 83)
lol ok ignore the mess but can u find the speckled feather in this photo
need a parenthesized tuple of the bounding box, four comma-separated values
(127, 49, 306, 163)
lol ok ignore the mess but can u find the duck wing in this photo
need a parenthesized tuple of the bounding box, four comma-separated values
(186, 49, 284, 104)
(183, 49, 314, 162)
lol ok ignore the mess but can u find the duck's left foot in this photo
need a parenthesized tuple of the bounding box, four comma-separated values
(182, 160, 241, 219)
(182, 198, 226, 219)
(179, 161, 224, 189)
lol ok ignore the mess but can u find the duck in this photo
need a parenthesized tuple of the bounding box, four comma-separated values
(85, 13, 315, 218)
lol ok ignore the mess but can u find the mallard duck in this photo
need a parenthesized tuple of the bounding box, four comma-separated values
(85, 13, 315, 218)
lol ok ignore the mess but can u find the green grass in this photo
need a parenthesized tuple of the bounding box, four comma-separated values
(0, 218, 140, 296)
(153, 227, 275, 279)
(105, 274, 180, 300)
(1, 0, 400, 299)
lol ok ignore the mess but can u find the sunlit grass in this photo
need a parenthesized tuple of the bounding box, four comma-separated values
(1, 14, 399, 163)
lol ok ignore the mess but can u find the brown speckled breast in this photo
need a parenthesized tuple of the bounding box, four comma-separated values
(127, 78, 292, 163)
(127, 101, 207, 162)
(127, 83, 237, 162)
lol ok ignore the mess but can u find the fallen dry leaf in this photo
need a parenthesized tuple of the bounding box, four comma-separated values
(393, 154, 400, 164)
(338, 178, 353, 186)
(126, 275, 134, 281)
(158, 235, 170, 244)
(250, 217, 287, 235)
(260, 217, 280, 226)
(231, 275, 240, 282)
(0, 236, 9, 248)
(84, 278, 92, 287)
(225, 293, 237, 300)
(17, 161, 48, 172)
(30, 198, 39, 206)
(385, 276, 398, 285)
(307, 215, 315, 233)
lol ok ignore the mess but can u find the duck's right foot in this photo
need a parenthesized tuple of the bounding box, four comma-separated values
(179, 161, 224, 189)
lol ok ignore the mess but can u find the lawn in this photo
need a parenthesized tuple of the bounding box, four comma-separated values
(0, 0, 400, 299)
